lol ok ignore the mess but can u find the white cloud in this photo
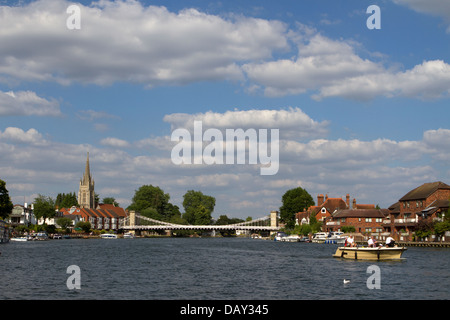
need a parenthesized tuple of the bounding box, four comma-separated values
(164, 107, 328, 140)
(0, 127, 47, 145)
(315, 60, 450, 100)
(243, 34, 381, 97)
(243, 32, 450, 100)
(0, 0, 289, 86)
(100, 137, 131, 148)
(0, 90, 61, 116)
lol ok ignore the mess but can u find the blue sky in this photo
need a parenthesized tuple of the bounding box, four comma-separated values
(1, 0, 450, 219)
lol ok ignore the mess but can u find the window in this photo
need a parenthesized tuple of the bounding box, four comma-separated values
(365, 218, 372, 222)
(376, 218, 382, 222)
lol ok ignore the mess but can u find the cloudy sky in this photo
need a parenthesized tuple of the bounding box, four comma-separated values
(1, 0, 450, 220)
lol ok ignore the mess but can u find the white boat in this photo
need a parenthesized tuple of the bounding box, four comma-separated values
(10, 236, 30, 242)
(123, 232, 135, 238)
(312, 231, 346, 244)
(34, 232, 48, 240)
(274, 231, 288, 241)
(100, 233, 118, 239)
(312, 232, 329, 243)
(325, 232, 346, 244)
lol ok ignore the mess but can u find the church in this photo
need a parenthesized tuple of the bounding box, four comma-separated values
(78, 152, 95, 209)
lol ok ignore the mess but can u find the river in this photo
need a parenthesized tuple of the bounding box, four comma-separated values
(0, 237, 448, 301)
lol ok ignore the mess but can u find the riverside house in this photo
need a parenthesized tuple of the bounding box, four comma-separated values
(384, 181, 450, 242)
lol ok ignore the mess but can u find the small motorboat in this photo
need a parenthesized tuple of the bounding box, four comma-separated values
(311, 232, 328, 243)
(333, 246, 407, 260)
(100, 233, 118, 239)
(10, 236, 30, 242)
(123, 232, 135, 238)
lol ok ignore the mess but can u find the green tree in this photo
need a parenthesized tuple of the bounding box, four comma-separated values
(215, 215, 244, 225)
(102, 197, 119, 207)
(33, 195, 56, 224)
(75, 221, 91, 233)
(309, 212, 323, 233)
(128, 185, 170, 217)
(57, 217, 74, 232)
(0, 178, 13, 220)
(279, 187, 314, 229)
(55, 192, 78, 208)
(182, 190, 215, 225)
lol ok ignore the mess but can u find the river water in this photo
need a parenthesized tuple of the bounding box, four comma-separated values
(0, 237, 448, 301)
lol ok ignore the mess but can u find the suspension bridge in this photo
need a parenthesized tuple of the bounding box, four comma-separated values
(120, 210, 280, 233)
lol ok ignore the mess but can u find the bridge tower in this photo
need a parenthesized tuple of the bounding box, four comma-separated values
(129, 210, 136, 227)
(270, 210, 278, 228)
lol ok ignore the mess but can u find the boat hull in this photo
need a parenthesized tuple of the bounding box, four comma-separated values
(333, 246, 406, 260)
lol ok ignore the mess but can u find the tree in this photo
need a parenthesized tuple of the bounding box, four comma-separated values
(102, 197, 119, 207)
(309, 212, 323, 233)
(33, 195, 56, 224)
(55, 192, 78, 208)
(57, 217, 74, 232)
(75, 221, 91, 233)
(128, 185, 170, 217)
(0, 178, 13, 220)
(182, 190, 215, 225)
(279, 187, 314, 229)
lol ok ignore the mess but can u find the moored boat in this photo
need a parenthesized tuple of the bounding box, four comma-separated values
(100, 233, 118, 239)
(10, 236, 30, 242)
(333, 246, 407, 260)
(311, 232, 328, 243)
(123, 232, 135, 238)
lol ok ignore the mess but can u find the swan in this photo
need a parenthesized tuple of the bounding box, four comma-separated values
(343, 279, 350, 284)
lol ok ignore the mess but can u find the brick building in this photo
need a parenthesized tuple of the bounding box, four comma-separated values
(384, 181, 450, 241)
(325, 208, 389, 237)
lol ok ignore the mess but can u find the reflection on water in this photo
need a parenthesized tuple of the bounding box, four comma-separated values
(0, 237, 449, 300)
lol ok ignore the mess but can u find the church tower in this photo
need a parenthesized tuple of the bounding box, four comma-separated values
(78, 152, 95, 209)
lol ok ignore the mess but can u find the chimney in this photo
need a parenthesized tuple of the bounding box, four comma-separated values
(317, 194, 324, 206)
(353, 198, 356, 209)
(346, 194, 350, 208)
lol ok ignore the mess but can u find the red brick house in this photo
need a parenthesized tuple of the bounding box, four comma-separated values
(296, 194, 349, 225)
(325, 208, 389, 237)
(295, 193, 375, 225)
(385, 181, 450, 241)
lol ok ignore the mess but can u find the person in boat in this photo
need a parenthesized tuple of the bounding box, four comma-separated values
(385, 236, 396, 247)
(367, 236, 374, 247)
(346, 235, 356, 247)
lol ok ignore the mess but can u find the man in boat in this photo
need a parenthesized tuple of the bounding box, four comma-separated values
(346, 235, 356, 247)
(385, 236, 396, 247)
(368, 236, 377, 247)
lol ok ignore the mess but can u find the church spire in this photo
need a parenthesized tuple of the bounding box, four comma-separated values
(83, 152, 91, 184)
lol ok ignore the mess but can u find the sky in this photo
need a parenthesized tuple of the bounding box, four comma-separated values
(1, 0, 450, 220)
